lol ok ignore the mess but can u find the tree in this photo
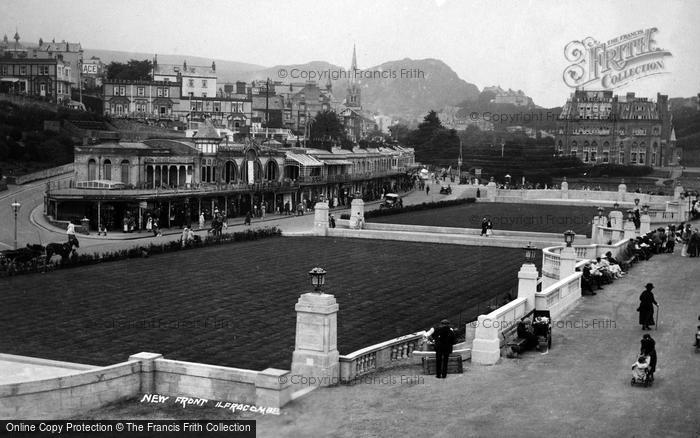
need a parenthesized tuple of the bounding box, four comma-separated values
(389, 123, 411, 144)
(106, 59, 153, 81)
(309, 110, 347, 149)
(410, 110, 443, 145)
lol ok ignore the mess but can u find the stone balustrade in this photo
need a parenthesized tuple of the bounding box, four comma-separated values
(535, 271, 582, 319)
(541, 238, 628, 285)
(338, 332, 425, 382)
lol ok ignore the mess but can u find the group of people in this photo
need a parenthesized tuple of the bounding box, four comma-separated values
(145, 214, 162, 237)
(581, 252, 626, 294)
(480, 218, 493, 236)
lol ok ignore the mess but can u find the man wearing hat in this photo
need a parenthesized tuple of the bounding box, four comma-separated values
(429, 319, 457, 378)
(637, 283, 658, 330)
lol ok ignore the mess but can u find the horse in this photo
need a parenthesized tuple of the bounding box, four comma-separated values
(46, 240, 79, 262)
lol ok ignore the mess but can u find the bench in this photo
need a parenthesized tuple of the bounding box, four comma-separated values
(421, 354, 463, 375)
(502, 310, 535, 356)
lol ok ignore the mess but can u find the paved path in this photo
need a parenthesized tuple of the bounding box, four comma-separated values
(256, 253, 700, 438)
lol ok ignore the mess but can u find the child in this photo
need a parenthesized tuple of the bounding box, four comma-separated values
(632, 355, 649, 381)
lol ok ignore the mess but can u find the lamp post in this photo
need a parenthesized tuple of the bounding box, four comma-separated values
(564, 229, 575, 247)
(11, 199, 21, 250)
(308, 267, 327, 293)
(523, 242, 537, 264)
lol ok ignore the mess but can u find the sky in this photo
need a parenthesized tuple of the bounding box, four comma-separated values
(2, 0, 699, 107)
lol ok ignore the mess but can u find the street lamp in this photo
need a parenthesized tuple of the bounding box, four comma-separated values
(308, 267, 327, 293)
(564, 230, 575, 247)
(523, 242, 537, 264)
(11, 199, 21, 250)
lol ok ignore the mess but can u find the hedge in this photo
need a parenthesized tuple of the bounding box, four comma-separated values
(0, 227, 282, 277)
(340, 198, 477, 220)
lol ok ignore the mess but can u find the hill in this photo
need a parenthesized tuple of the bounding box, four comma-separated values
(83, 48, 264, 75)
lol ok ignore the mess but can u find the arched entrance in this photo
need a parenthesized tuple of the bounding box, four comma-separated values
(225, 160, 238, 183)
(265, 160, 279, 181)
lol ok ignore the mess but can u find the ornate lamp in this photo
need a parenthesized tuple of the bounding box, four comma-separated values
(523, 242, 537, 263)
(564, 230, 575, 247)
(308, 267, 327, 293)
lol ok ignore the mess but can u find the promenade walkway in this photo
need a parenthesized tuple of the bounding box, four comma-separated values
(255, 253, 700, 438)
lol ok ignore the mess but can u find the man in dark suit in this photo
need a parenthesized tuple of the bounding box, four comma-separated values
(430, 319, 456, 378)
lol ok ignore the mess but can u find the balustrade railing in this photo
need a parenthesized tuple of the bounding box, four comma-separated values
(339, 332, 424, 381)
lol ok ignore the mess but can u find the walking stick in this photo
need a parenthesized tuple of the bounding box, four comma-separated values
(655, 305, 659, 331)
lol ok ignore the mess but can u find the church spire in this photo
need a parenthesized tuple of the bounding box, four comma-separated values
(351, 44, 357, 71)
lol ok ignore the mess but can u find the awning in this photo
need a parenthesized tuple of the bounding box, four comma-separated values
(323, 159, 353, 165)
(153, 97, 174, 105)
(285, 152, 324, 167)
(0, 78, 19, 83)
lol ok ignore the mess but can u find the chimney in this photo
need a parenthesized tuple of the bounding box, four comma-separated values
(211, 61, 216, 72)
(183, 60, 187, 70)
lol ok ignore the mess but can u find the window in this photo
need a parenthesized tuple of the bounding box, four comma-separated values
(113, 86, 119, 96)
(157, 88, 163, 97)
(103, 159, 112, 180)
(88, 159, 96, 180)
(631, 152, 637, 164)
(639, 153, 645, 165)
(163, 88, 169, 97)
(202, 92, 207, 98)
(20, 66, 27, 75)
(121, 160, 129, 184)
(602, 152, 609, 163)
(137, 87, 145, 96)
(119, 87, 125, 96)
(39, 65, 49, 75)
(213, 102, 220, 112)
(202, 80, 207, 87)
(188, 79, 194, 88)
(0, 66, 7, 75)
(619, 152, 624, 164)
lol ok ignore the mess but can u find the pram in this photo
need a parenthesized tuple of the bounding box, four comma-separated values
(532, 310, 552, 351)
(631, 355, 653, 387)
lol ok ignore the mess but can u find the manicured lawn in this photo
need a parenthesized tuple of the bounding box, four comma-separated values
(0, 237, 539, 371)
(369, 202, 605, 236)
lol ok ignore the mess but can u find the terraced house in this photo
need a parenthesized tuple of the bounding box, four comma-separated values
(555, 90, 678, 167)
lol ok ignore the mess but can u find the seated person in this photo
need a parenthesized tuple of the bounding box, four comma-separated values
(632, 355, 650, 381)
(582, 263, 603, 291)
(516, 318, 538, 350)
(598, 256, 623, 278)
(589, 259, 612, 284)
(604, 251, 626, 272)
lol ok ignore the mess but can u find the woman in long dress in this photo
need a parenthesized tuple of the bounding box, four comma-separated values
(637, 283, 658, 330)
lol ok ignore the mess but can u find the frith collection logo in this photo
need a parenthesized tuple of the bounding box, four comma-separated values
(563, 28, 672, 90)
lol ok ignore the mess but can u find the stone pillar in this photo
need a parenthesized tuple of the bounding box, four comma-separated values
(290, 293, 339, 387)
(313, 201, 329, 236)
(517, 263, 538, 311)
(618, 179, 627, 203)
(609, 210, 623, 229)
(255, 368, 291, 408)
(623, 219, 637, 240)
(674, 184, 684, 200)
(128, 352, 163, 394)
(349, 198, 365, 228)
(487, 178, 497, 202)
(640, 213, 651, 235)
(559, 246, 577, 278)
(560, 179, 568, 199)
(471, 314, 501, 365)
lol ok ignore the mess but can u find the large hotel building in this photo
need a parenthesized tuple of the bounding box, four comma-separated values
(555, 90, 678, 167)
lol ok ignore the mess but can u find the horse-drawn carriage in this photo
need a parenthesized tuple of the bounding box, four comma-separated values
(0, 240, 79, 275)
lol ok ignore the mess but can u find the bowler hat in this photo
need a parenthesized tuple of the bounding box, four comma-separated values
(645, 283, 654, 290)
(440, 319, 449, 325)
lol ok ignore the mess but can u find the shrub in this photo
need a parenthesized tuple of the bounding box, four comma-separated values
(0, 227, 282, 277)
(364, 198, 477, 220)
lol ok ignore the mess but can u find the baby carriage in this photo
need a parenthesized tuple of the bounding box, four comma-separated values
(631, 355, 653, 387)
(532, 310, 552, 351)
